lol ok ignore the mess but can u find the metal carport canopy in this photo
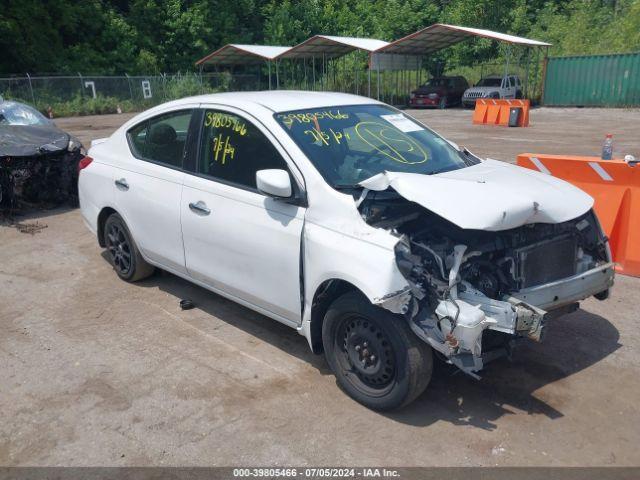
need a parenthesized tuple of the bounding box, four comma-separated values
(278, 35, 389, 59)
(375, 23, 551, 55)
(196, 44, 292, 66)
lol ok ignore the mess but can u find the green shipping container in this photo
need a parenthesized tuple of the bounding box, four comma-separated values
(543, 52, 640, 107)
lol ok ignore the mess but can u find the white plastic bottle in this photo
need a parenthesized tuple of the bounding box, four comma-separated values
(602, 134, 613, 160)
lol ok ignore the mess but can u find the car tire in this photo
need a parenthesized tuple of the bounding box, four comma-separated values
(103, 213, 155, 282)
(322, 291, 433, 410)
(438, 97, 447, 109)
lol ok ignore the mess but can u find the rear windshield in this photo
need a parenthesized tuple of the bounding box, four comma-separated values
(426, 78, 450, 87)
(0, 101, 50, 126)
(274, 104, 473, 188)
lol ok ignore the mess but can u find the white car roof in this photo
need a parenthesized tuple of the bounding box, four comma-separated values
(167, 90, 382, 113)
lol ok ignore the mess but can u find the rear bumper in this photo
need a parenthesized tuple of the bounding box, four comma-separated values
(511, 262, 615, 311)
(410, 98, 439, 107)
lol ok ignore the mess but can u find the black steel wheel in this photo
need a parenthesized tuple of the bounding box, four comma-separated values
(103, 213, 154, 282)
(322, 291, 433, 410)
(337, 314, 397, 397)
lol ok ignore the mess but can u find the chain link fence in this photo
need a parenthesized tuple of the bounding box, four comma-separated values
(0, 72, 260, 116)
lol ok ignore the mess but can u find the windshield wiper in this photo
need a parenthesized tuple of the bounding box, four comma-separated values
(333, 184, 364, 190)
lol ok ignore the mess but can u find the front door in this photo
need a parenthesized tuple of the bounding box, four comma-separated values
(181, 108, 305, 324)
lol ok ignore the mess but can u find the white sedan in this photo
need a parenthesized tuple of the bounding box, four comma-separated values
(79, 91, 614, 410)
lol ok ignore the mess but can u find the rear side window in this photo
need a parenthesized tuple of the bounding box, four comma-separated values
(126, 109, 193, 168)
(198, 110, 288, 190)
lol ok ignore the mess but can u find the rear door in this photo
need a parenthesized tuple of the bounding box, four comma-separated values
(181, 107, 305, 324)
(113, 108, 196, 274)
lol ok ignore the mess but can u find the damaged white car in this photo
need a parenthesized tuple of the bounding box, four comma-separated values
(79, 91, 615, 410)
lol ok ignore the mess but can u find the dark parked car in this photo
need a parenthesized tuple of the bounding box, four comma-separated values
(409, 76, 469, 109)
(0, 99, 84, 208)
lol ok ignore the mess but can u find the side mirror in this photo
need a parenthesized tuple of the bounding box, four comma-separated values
(256, 169, 292, 198)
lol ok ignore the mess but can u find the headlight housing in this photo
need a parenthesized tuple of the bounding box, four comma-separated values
(67, 137, 82, 152)
(428, 93, 438, 99)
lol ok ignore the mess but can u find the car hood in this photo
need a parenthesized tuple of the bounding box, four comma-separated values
(0, 125, 69, 157)
(358, 159, 593, 231)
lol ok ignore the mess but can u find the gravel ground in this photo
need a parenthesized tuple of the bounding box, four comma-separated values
(1, 105, 639, 467)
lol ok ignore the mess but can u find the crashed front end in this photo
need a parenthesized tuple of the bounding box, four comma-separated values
(359, 177, 614, 377)
(0, 133, 83, 209)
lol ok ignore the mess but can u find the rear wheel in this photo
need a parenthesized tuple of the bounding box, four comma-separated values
(103, 213, 154, 282)
(322, 291, 432, 410)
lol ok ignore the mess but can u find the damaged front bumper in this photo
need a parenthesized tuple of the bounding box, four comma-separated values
(511, 262, 615, 310)
(390, 261, 615, 377)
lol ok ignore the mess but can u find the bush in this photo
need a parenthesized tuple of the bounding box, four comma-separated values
(39, 95, 137, 118)
(24, 74, 223, 118)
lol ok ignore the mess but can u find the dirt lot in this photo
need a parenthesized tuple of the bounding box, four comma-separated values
(1, 107, 639, 467)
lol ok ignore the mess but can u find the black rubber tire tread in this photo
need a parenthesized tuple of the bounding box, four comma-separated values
(103, 213, 155, 282)
(322, 290, 432, 410)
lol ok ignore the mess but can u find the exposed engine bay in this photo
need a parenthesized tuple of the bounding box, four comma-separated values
(0, 152, 81, 208)
(358, 189, 614, 376)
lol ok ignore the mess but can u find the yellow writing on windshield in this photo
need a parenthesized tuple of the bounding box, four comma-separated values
(277, 110, 349, 128)
(212, 133, 235, 165)
(304, 128, 351, 146)
(355, 122, 428, 165)
(204, 112, 247, 136)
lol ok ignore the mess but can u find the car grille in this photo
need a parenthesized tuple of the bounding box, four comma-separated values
(465, 91, 484, 99)
(517, 236, 578, 288)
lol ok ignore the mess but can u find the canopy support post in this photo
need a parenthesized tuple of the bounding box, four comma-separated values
(376, 55, 380, 100)
(368, 54, 372, 98)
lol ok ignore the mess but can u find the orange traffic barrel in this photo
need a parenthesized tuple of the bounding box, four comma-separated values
(473, 99, 530, 127)
(518, 153, 640, 277)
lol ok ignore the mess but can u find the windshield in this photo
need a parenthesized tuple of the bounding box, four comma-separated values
(274, 105, 472, 188)
(476, 78, 502, 87)
(0, 101, 50, 126)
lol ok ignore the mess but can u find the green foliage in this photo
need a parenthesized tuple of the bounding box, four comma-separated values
(1, 0, 638, 76)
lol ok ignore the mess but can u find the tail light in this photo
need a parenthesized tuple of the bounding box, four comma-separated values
(78, 155, 93, 172)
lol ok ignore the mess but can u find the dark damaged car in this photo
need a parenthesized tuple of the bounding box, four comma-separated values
(0, 99, 83, 208)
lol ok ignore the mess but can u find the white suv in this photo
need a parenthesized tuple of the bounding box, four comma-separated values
(79, 91, 614, 410)
(462, 74, 523, 108)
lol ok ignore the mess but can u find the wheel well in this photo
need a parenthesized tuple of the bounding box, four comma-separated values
(309, 279, 362, 354)
(97, 207, 117, 247)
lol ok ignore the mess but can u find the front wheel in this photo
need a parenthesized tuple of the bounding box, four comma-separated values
(322, 291, 433, 410)
(438, 97, 447, 109)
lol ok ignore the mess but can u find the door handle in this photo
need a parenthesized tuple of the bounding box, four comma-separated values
(115, 178, 129, 190)
(189, 200, 211, 215)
